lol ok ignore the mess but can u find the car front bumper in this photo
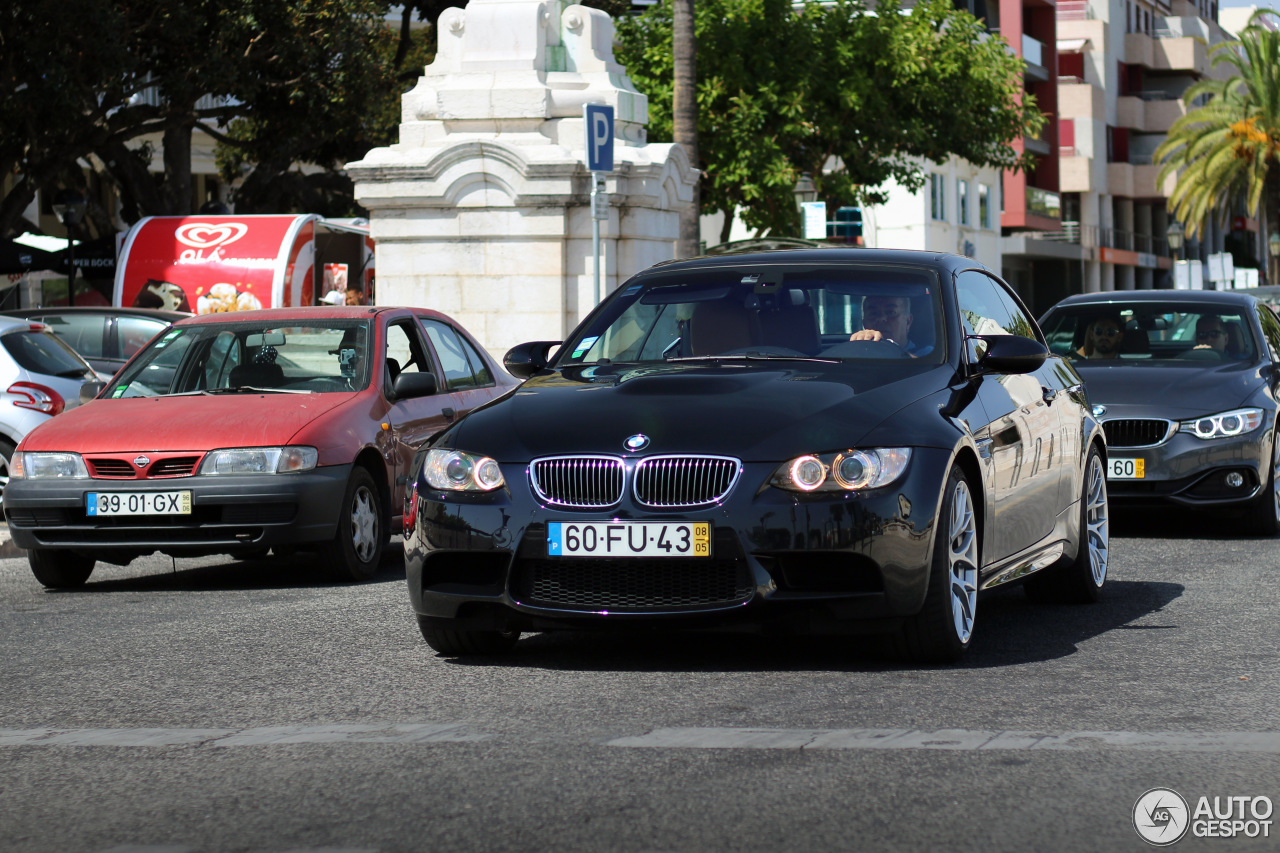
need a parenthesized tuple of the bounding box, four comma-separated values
(403, 448, 953, 634)
(3, 464, 352, 555)
(1103, 427, 1270, 508)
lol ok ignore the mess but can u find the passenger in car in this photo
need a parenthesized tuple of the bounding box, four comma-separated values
(1075, 312, 1125, 359)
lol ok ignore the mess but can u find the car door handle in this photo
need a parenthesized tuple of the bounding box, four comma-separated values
(1042, 386, 1058, 404)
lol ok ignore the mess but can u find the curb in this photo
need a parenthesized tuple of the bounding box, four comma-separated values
(0, 523, 24, 559)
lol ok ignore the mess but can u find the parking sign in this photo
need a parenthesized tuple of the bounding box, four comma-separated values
(584, 104, 614, 172)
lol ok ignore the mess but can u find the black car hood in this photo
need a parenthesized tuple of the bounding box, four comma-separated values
(450, 362, 958, 462)
(1075, 360, 1263, 416)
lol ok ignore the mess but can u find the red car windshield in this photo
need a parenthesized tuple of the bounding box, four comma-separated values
(107, 320, 373, 397)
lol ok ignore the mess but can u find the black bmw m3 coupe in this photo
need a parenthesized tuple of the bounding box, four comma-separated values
(403, 249, 1109, 662)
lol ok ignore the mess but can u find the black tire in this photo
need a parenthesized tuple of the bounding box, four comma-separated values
(0, 437, 15, 506)
(29, 548, 95, 589)
(317, 467, 384, 581)
(1025, 445, 1109, 604)
(1241, 431, 1280, 536)
(416, 614, 519, 656)
(896, 465, 979, 664)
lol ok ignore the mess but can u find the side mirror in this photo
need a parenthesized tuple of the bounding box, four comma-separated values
(973, 335, 1048, 375)
(390, 372, 438, 400)
(79, 380, 106, 405)
(504, 341, 562, 379)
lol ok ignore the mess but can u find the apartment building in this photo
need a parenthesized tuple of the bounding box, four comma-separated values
(1055, 0, 1261, 294)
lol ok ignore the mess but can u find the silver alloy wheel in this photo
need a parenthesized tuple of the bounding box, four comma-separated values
(0, 453, 9, 499)
(1271, 432, 1280, 523)
(948, 479, 979, 644)
(1085, 454, 1109, 587)
(350, 485, 379, 563)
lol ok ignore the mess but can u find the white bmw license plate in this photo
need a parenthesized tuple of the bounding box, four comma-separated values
(1107, 458, 1145, 479)
(86, 491, 192, 516)
(547, 521, 711, 558)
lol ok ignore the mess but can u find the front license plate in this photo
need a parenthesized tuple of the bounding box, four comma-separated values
(1107, 458, 1145, 479)
(86, 491, 192, 516)
(547, 521, 711, 558)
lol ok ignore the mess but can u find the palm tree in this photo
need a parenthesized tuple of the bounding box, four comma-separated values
(673, 0, 700, 258)
(1154, 11, 1280, 281)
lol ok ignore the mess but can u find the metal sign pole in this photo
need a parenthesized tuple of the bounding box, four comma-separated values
(592, 175, 602, 305)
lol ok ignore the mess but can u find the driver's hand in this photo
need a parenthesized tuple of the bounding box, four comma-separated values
(850, 329, 888, 343)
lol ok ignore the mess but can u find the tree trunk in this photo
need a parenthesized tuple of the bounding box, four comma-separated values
(673, 0, 700, 258)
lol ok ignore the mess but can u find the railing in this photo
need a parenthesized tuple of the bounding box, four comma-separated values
(1136, 90, 1179, 101)
(1016, 222, 1170, 255)
(1022, 34, 1045, 66)
(1129, 153, 1156, 165)
(1026, 186, 1062, 219)
(1056, 0, 1095, 20)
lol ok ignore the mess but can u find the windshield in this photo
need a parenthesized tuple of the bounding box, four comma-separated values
(1042, 304, 1259, 365)
(557, 264, 946, 368)
(106, 320, 373, 398)
(1, 327, 94, 378)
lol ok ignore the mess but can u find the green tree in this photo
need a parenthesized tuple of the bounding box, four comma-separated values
(615, 0, 1042, 241)
(1154, 12, 1280, 252)
(0, 0, 443, 236)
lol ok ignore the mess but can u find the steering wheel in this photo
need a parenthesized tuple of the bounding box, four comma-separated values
(818, 339, 911, 359)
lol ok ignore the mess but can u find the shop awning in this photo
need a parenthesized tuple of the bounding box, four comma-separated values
(1057, 38, 1091, 53)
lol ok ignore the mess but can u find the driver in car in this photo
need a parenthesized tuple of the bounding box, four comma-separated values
(849, 295, 933, 357)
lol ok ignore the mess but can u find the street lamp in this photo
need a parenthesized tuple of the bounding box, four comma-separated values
(1269, 231, 1280, 287)
(52, 190, 87, 298)
(1165, 220, 1184, 259)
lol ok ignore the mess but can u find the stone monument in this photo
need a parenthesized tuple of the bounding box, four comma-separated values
(346, 0, 698, 356)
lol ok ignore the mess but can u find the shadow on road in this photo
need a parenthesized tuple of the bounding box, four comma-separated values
(34, 544, 407, 593)
(444, 578, 1184, 673)
(1110, 505, 1276, 541)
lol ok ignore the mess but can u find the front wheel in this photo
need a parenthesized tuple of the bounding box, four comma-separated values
(317, 467, 384, 581)
(1025, 446, 1109, 604)
(896, 465, 979, 664)
(416, 615, 519, 656)
(1241, 430, 1280, 536)
(29, 549, 95, 589)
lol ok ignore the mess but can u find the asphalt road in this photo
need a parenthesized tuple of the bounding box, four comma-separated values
(1, 508, 1277, 853)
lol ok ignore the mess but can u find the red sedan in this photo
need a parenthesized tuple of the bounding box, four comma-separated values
(2, 306, 516, 586)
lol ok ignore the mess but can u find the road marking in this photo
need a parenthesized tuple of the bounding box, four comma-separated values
(0, 723, 490, 748)
(605, 727, 1280, 754)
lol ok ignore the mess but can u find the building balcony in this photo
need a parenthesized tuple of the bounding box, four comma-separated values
(1124, 32, 1154, 68)
(1153, 36, 1208, 75)
(1060, 155, 1093, 193)
(1142, 96, 1187, 132)
(1023, 34, 1050, 82)
(1116, 96, 1144, 130)
(1058, 82, 1105, 121)
(1108, 162, 1135, 198)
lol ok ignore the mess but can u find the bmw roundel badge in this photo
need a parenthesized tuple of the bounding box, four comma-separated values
(624, 434, 650, 452)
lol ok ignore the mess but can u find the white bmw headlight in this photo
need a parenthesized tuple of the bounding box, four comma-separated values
(425, 449, 505, 492)
(14, 452, 88, 480)
(198, 446, 318, 475)
(772, 448, 911, 493)
(1178, 408, 1264, 440)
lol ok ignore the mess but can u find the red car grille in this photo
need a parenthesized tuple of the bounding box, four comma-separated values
(85, 454, 203, 479)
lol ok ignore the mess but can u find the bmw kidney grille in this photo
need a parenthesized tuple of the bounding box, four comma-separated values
(529, 454, 741, 508)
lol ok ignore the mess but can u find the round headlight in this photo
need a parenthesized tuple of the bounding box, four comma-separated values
(444, 453, 472, 484)
(474, 458, 504, 490)
(1220, 415, 1243, 435)
(834, 451, 880, 489)
(790, 456, 826, 491)
(1195, 418, 1216, 438)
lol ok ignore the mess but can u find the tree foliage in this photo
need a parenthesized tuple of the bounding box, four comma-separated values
(614, 0, 1043, 238)
(0, 0, 445, 237)
(1154, 11, 1280, 241)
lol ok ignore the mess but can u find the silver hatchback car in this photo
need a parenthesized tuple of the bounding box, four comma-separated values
(0, 316, 97, 497)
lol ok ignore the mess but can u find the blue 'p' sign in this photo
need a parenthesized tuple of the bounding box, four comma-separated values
(584, 104, 614, 172)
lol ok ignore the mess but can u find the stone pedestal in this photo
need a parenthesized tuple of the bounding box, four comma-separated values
(346, 0, 697, 356)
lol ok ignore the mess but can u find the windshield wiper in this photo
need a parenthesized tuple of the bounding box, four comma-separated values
(208, 386, 313, 395)
(666, 353, 839, 364)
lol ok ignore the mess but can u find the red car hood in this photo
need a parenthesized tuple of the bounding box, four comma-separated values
(18, 394, 349, 453)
